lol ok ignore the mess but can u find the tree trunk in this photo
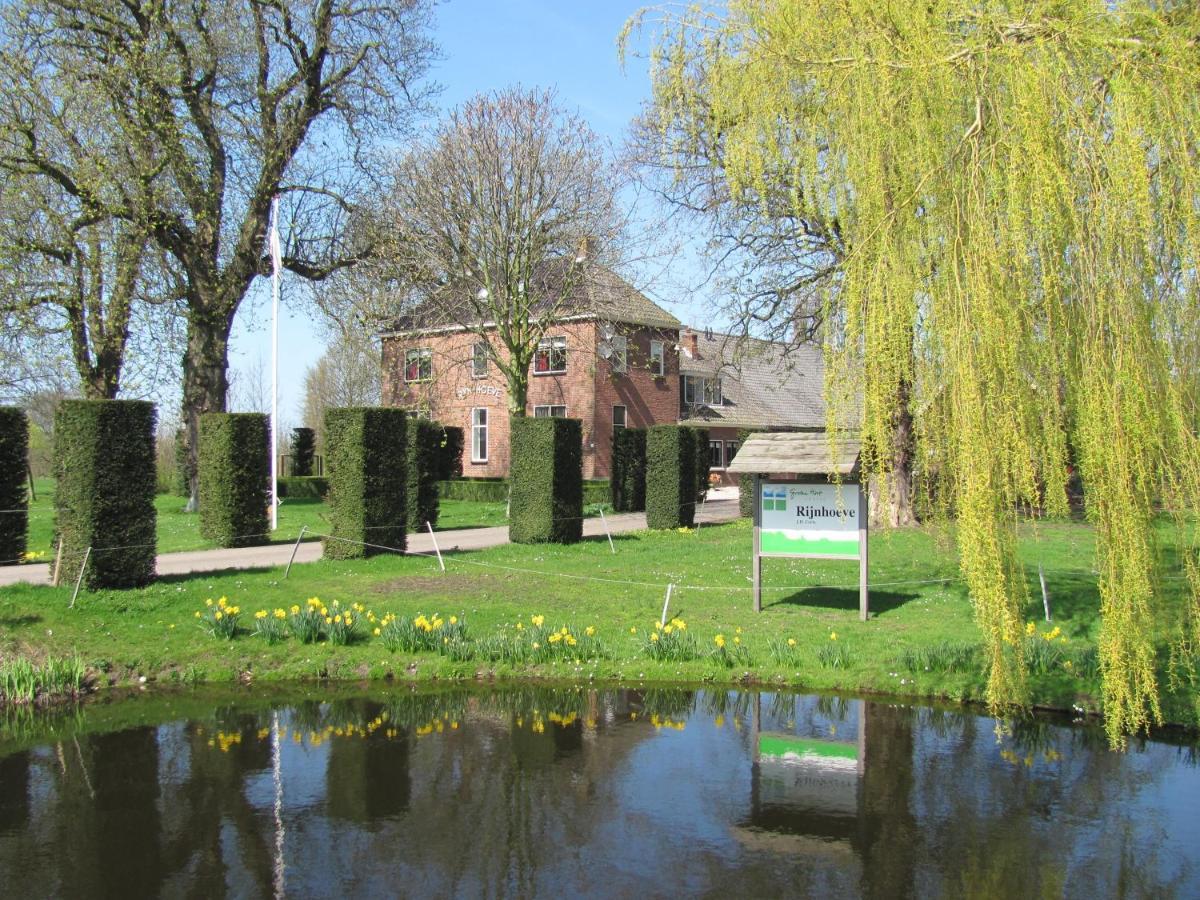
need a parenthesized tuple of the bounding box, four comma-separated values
(181, 305, 232, 510)
(887, 373, 916, 528)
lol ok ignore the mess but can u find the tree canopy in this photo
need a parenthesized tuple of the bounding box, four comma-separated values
(631, 0, 1200, 744)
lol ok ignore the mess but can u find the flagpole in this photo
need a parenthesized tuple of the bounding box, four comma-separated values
(269, 197, 281, 532)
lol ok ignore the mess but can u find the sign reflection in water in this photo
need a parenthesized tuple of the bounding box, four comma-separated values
(0, 687, 1196, 898)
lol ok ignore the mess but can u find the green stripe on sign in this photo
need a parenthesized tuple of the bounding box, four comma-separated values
(760, 532, 859, 556)
(759, 734, 858, 760)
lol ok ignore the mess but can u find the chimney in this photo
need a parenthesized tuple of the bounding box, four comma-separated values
(687, 331, 698, 359)
(575, 236, 592, 263)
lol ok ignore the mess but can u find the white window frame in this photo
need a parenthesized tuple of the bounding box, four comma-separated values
(611, 335, 628, 374)
(533, 335, 567, 374)
(470, 408, 488, 463)
(612, 404, 627, 436)
(649, 340, 664, 376)
(533, 405, 567, 418)
(683, 374, 722, 406)
(472, 342, 488, 378)
(709, 439, 724, 469)
(404, 348, 433, 383)
(724, 441, 740, 468)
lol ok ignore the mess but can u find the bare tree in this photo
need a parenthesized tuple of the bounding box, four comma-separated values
(0, 0, 438, 507)
(302, 331, 381, 448)
(367, 87, 629, 418)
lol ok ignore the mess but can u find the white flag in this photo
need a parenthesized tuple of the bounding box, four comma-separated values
(269, 197, 282, 275)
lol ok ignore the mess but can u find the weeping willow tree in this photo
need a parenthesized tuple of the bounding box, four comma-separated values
(628, 0, 1200, 745)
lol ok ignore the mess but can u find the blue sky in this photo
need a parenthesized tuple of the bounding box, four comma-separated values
(229, 0, 707, 427)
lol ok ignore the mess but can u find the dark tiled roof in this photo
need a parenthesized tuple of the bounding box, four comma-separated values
(383, 261, 680, 334)
(678, 330, 826, 430)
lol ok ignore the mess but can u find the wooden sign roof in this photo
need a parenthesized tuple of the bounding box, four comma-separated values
(726, 431, 860, 476)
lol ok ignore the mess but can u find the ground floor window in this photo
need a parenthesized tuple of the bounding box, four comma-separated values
(724, 441, 739, 468)
(612, 404, 627, 436)
(533, 405, 567, 418)
(471, 408, 488, 463)
(709, 439, 724, 469)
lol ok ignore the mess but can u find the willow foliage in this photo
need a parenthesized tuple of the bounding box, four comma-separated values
(632, 0, 1200, 744)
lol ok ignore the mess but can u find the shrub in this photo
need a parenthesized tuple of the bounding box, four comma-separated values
(691, 426, 710, 503)
(436, 425, 464, 480)
(611, 427, 646, 512)
(277, 476, 329, 499)
(645, 425, 696, 529)
(0, 407, 28, 563)
(583, 479, 611, 507)
(324, 407, 406, 558)
(174, 428, 194, 497)
(509, 416, 583, 544)
(54, 399, 157, 589)
(407, 418, 443, 531)
(198, 413, 269, 548)
(738, 428, 755, 517)
(290, 427, 316, 476)
(438, 477, 507, 502)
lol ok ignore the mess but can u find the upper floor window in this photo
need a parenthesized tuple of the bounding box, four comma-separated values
(649, 340, 664, 376)
(534, 336, 567, 374)
(533, 405, 567, 418)
(472, 342, 488, 378)
(682, 374, 722, 406)
(611, 335, 628, 374)
(404, 348, 432, 382)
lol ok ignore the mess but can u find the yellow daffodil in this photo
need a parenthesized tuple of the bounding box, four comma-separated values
(629, 626, 637, 634)
(787, 638, 797, 647)
(255, 610, 268, 619)
(650, 633, 659, 643)
(829, 632, 838, 641)
(714, 634, 726, 648)
(585, 626, 595, 637)
(450, 615, 458, 625)
(531, 614, 544, 627)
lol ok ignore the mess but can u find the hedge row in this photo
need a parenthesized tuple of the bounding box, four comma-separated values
(198, 413, 269, 548)
(692, 426, 711, 503)
(738, 428, 755, 517)
(290, 427, 316, 476)
(324, 407, 406, 558)
(509, 417, 582, 544)
(407, 418, 442, 531)
(278, 476, 329, 500)
(54, 400, 157, 589)
(611, 428, 646, 512)
(437, 477, 610, 506)
(0, 407, 28, 562)
(436, 426, 464, 481)
(646, 425, 697, 529)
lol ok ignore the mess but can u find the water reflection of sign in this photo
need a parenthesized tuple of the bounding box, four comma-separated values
(757, 734, 859, 817)
(455, 384, 505, 401)
(760, 482, 859, 557)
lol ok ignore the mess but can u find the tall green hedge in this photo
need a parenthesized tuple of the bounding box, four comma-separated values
(691, 427, 711, 503)
(407, 418, 442, 531)
(0, 407, 28, 563)
(324, 407, 407, 559)
(198, 413, 269, 548)
(54, 400, 157, 588)
(509, 416, 582, 544)
(436, 425, 464, 481)
(291, 427, 316, 476)
(611, 428, 646, 512)
(172, 428, 191, 496)
(738, 428, 755, 517)
(646, 425, 696, 529)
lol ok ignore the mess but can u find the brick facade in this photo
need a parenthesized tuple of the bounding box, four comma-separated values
(381, 321, 681, 479)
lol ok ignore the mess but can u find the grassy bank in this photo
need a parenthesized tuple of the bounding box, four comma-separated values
(1, 518, 1197, 729)
(20, 477, 528, 557)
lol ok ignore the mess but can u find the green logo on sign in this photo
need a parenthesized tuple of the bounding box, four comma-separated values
(763, 486, 787, 512)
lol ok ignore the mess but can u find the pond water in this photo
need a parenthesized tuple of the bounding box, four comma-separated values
(0, 685, 1196, 898)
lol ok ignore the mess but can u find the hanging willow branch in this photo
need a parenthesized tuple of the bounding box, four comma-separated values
(633, 0, 1200, 746)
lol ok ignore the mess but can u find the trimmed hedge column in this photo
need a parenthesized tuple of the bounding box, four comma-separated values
(54, 400, 157, 588)
(290, 427, 316, 476)
(199, 413, 270, 548)
(738, 428, 754, 517)
(407, 418, 442, 531)
(509, 417, 582, 544)
(0, 407, 29, 563)
(436, 425, 464, 481)
(646, 425, 697, 529)
(611, 427, 646, 512)
(324, 407, 407, 559)
(691, 427, 711, 502)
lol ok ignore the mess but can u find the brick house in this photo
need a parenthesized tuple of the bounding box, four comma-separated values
(380, 266, 825, 482)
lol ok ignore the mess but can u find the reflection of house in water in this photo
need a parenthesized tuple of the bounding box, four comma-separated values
(736, 698, 919, 897)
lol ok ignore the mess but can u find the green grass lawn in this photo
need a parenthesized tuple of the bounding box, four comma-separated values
(3, 515, 1197, 729)
(21, 478, 520, 557)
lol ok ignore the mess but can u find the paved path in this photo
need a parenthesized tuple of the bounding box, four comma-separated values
(0, 491, 741, 588)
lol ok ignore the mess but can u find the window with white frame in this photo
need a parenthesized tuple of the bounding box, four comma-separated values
(404, 348, 432, 382)
(533, 405, 567, 418)
(472, 342, 488, 378)
(612, 404, 627, 436)
(533, 336, 567, 374)
(683, 374, 723, 406)
(724, 441, 740, 468)
(649, 340, 664, 376)
(470, 408, 488, 463)
(709, 440, 724, 468)
(611, 335, 627, 374)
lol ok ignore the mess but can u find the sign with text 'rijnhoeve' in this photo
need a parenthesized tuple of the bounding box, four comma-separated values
(760, 482, 860, 558)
